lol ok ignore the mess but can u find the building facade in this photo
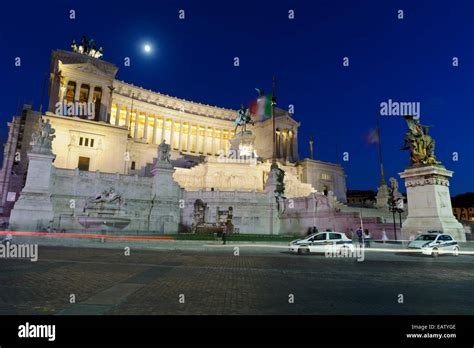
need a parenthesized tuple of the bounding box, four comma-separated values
(0, 45, 347, 225)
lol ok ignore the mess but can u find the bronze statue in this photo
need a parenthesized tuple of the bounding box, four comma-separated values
(71, 35, 104, 58)
(234, 105, 254, 134)
(402, 116, 440, 166)
(274, 167, 286, 200)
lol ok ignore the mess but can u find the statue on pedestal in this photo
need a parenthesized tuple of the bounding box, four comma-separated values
(388, 177, 403, 209)
(30, 118, 56, 154)
(234, 105, 254, 134)
(157, 140, 171, 165)
(71, 35, 104, 59)
(402, 116, 441, 166)
(274, 167, 286, 200)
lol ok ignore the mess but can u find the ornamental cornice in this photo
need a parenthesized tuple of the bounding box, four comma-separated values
(113, 80, 236, 122)
(404, 174, 450, 188)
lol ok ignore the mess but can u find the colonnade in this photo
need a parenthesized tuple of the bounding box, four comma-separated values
(111, 104, 235, 155)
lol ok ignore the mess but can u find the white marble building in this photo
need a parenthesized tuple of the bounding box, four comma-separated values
(1, 44, 349, 233)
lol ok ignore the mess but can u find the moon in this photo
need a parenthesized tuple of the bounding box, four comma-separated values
(144, 44, 151, 53)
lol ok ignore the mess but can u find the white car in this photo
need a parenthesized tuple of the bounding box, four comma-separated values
(289, 232, 354, 254)
(408, 233, 459, 257)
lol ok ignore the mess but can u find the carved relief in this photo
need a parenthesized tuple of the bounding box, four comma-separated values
(405, 174, 449, 187)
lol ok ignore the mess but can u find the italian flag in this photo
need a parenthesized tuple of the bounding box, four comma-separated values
(249, 94, 272, 121)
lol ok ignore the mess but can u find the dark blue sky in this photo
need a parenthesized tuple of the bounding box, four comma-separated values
(0, 0, 472, 194)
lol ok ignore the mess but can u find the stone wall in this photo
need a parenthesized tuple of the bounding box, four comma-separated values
(10, 149, 395, 238)
(50, 168, 157, 232)
(183, 190, 276, 235)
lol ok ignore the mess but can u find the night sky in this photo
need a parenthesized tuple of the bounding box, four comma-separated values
(0, 0, 472, 194)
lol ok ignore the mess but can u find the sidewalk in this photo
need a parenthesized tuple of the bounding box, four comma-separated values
(8, 235, 291, 252)
(4, 233, 474, 252)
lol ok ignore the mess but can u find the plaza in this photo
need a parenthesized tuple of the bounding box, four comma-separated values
(0, 240, 473, 315)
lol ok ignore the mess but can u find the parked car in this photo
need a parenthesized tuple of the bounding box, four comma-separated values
(289, 232, 354, 254)
(407, 233, 459, 257)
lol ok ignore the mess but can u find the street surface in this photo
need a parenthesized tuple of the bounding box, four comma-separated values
(0, 242, 473, 315)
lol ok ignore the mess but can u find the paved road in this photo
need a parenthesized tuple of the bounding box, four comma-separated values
(0, 245, 473, 315)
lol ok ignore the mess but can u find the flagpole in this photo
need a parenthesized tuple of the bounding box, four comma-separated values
(376, 112, 386, 186)
(271, 76, 277, 169)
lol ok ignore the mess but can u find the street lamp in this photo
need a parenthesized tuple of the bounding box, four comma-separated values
(388, 187, 397, 241)
(396, 198, 404, 228)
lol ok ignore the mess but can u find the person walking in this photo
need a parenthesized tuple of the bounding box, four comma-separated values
(364, 229, 371, 248)
(222, 223, 228, 245)
(356, 227, 363, 245)
(381, 229, 388, 243)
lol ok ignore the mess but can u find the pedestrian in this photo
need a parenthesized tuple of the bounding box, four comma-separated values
(356, 227, 363, 245)
(364, 229, 371, 248)
(381, 229, 388, 243)
(312, 226, 318, 234)
(222, 223, 228, 245)
(307, 227, 313, 236)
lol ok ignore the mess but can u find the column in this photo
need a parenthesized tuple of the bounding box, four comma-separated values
(187, 122, 192, 152)
(293, 131, 298, 160)
(178, 122, 183, 151)
(115, 104, 121, 126)
(280, 131, 285, 159)
(209, 128, 215, 155)
(218, 129, 223, 155)
(152, 114, 158, 144)
(170, 119, 175, 149)
(143, 112, 149, 142)
(125, 107, 130, 134)
(74, 82, 81, 102)
(87, 85, 94, 120)
(286, 130, 291, 161)
(133, 110, 139, 140)
(59, 79, 68, 103)
(203, 126, 208, 155)
(197, 125, 202, 153)
(223, 130, 228, 155)
(160, 118, 166, 143)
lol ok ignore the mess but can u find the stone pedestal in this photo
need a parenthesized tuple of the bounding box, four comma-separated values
(399, 165, 465, 241)
(9, 152, 56, 231)
(150, 164, 182, 233)
(229, 131, 257, 158)
(264, 166, 282, 235)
